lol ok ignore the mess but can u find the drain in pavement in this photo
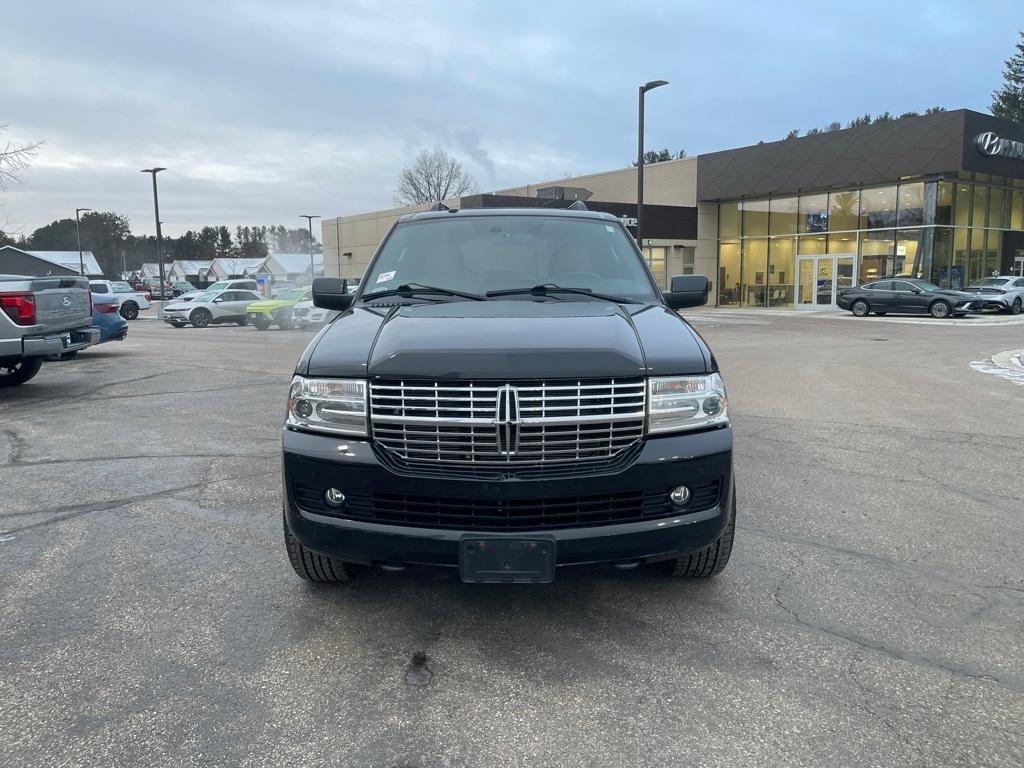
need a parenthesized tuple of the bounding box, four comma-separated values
(405, 651, 432, 687)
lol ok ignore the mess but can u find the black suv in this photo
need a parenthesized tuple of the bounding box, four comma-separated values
(282, 208, 734, 583)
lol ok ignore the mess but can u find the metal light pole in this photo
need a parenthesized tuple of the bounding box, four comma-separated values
(75, 208, 92, 276)
(141, 167, 166, 302)
(636, 79, 669, 247)
(300, 214, 320, 282)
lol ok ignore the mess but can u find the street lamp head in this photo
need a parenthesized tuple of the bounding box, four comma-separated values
(300, 214, 321, 220)
(641, 79, 669, 92)
(76, 208, 92, 215)
(140, 167, 166, 174)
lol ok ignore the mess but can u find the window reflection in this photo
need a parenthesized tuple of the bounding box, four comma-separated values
(897, 183, 924, 226)
(859, 186, 898, 229)
(936, 181, 953, 225)
(799, 193, 828, 233)
(742, 200, 769, 237)
(719, 202, 740, 239)
(895, 229, 922, 277)
(769, 197, 798, 235)
(741, 238, 768, 306)
(798, 234, 827, 254)
(971, 186, 988, 228)
(933, 227, 953, 287)
(859, 229, 895, 283)
(988, 186, 1006, 229)
(718, 241, 740, 306)
(768, 237, 794, 306)
(829, 190, 860, 231)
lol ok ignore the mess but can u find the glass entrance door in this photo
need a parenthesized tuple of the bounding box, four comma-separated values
(797, 255, 855, 308)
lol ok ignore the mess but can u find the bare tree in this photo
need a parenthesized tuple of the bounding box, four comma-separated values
(0, 125, 43, 191)
(394, 148, 477, 206)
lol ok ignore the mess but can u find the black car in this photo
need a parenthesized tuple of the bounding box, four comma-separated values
(282, 208, 734, 584)
(837, 278, 982, 318)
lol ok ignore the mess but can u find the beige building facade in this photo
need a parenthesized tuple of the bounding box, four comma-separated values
(321, 156, 721, 299)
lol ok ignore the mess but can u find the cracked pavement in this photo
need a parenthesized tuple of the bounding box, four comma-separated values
(1, 316, 1022, 767)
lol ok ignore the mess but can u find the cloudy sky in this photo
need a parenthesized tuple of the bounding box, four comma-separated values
(2, 0, 1020, 236)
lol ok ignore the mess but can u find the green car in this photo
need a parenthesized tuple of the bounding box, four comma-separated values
(245, 287, 312, 330)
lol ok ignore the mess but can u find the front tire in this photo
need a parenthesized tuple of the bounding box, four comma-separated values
(657, 490, 736, 578)
(929, 300, 952, 319)
(851, 299, 870, 317)
(0, 357, 44, 387)
(252, 316, 271, 331)
(120, 301, 139, 320)
(190, 308, 212, 328)
(284, 512, 353, 582)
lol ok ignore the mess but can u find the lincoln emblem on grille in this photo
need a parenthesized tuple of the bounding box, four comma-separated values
(494, 384, 520, 456)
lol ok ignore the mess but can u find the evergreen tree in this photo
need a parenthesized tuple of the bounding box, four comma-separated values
(991, 30, 1024, 123)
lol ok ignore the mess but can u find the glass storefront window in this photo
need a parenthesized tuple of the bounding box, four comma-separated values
(859, 229, 895, 283)
(968, 229, 985, 283)
(718, 241, 741, 306)
(933, 227, 953, 287)
(799, 193, 828, 233)
(643, 246, 668, 287)
(769, 197, 798, 235)
(768, 237, 794, 306)
(954, 183, 972, 227)
(894, 229, 922, 277)
(741, 238, 768, 307)
(983, 230, 1001, 278)
(1011, 190, 1024, 230)
(798, 234, 827, 254)
(827, 232, 857, 254)
(971, 185, 988, 228)
(742, 200, 769, 237)
(828, 190, 860, 231)
(936, 181, 953, 225)
(951, 228, 969, 289)
(719, 202, 740, 239)
(897, 182, 924, 226)
(988, 186, 1006, 229)
(859, 186, 898, 228)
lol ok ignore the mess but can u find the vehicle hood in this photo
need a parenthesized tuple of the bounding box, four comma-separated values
(164, 301, 193, 310)
(302, 300, 712, 380)
(247, 299, 295, 311)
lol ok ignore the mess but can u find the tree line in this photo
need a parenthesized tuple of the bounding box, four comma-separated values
(0, 215, 321, 277)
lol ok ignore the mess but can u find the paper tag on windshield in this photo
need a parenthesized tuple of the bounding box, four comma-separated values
(376, 271, 396, 284)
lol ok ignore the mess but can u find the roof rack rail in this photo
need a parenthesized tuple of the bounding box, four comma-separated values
(567, 200, 588, 211)
(429, 201, 449, 211)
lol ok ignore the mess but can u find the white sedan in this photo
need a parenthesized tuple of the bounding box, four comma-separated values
(162, 289, 262, 328)
(964, 276, 1024, 314)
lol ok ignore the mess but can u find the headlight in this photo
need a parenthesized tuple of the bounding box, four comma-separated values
(647, 373, 728, 435)
(286, 375, 367, 436)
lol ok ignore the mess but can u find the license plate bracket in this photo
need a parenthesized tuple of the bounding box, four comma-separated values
(459, 537, 556, 584)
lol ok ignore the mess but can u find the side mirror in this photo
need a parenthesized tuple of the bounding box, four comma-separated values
(213, 297, 224, 303)
(313, 277, 354, 311)
(663, 275, 709, 310)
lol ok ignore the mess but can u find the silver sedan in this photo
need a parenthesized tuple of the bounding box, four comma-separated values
(162, 289, 262, 328)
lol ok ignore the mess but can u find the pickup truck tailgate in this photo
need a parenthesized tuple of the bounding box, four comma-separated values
(28, 277, 93, 332)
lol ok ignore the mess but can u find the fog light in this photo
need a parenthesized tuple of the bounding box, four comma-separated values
(702, 395, 723, 416)
(670, 486, 691, 505)
(294, 399, 313, 418)
(324, 488, 346, 507)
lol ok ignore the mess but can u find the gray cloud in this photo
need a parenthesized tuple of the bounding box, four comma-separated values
(0, 0, 1014, 236)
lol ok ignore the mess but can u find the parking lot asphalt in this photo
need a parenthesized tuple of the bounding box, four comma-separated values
(2, 312, 1022, 767)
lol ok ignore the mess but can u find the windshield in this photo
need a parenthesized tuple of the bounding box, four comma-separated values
(969, 278, 1008, 287)
(362, 215, 659, 302)
(276, 288, 307, 301)
(191, 291, 217, 302)
(208, 281, 228, 291)
(907, 280, 942, 292)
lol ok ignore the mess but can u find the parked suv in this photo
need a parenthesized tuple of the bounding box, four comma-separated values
(282, 208, 734, 584)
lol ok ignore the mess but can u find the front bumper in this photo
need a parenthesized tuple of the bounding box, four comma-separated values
(283, 426, 733, 572)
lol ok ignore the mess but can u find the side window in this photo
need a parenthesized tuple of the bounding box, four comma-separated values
(89, 283, 104, 293)
(1014, 279, 1024, 288)
(891, 281, 912, 292)
(866, 281, 890, 291)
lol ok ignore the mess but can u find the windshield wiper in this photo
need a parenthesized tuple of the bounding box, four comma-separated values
(486, 283, 638, 304)
(361, 282, 486, 302)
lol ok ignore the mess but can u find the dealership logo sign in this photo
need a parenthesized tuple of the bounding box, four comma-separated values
(975, 131, 1024, 160)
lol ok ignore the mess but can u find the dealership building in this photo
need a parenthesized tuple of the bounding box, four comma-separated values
(323, 109, 1024, 308)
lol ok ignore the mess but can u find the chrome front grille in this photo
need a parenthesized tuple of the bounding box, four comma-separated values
(369, 378, 646, 468)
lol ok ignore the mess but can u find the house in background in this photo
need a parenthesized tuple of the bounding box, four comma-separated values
(0, 246, 103, 277)
(138, 263, 162, 280)
(208, 257, 267, 281)
(168, 260, 213, 285)
(260, 252, 323, 284)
